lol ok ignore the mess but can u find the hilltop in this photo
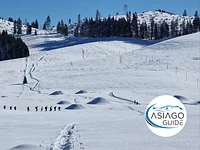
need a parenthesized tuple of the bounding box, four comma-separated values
(0, 10, 197, 36)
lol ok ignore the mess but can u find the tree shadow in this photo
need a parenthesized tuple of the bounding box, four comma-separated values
(33, 37, 162, 51)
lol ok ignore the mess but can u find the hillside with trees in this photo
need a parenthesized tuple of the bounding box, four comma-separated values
(0, 30, 29, 61)
(74, 9, 200, 40)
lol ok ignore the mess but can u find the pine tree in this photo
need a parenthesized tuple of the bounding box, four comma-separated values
(75, 14, 81, 37)
(31, 22, 35, 28)
(26, 23, 32, 35)
(186, 20, 193, 34)
(174, 18, 179, 36)
(150, 18, 155, 40)
(8, 17, 13, 22)
(143, 21, 148, 39)
(78, 14, 81, 26)
(23, 76, 28, 84)
(131, 12, 138, 38)
(45, 15, 51, 30)
(35, 20, 39, 29)
(17, 17, 22, 34)
(170, 20, 175, 37)
(63, 24, 68, 36)
(161, 21, 169, 38)
(13, 20, 17, 34)
(96, 9, 101, 21)
(74, 25, 79, 37)
(183, 10, 187, 16)
(43, 22, 46, 30)
(57, 21, 61, 33)
(154, 23, 159, 40)
(160, 22, 164, 39)
(69, 19, 71, 24)
(61, 20, 64, 31)
(193, 10, 200, 32)
(182, 19, 187, 35)
(139, 21, 147, 39)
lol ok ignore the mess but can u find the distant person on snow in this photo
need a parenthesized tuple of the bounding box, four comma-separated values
(3, 105, 6, 110)
(27, 107, 30, 112)
(45, 106, 48, 111)
(54, 106, 56, 111)
(133, 100, 140, 105)
(41, 106, 43, 111)
(14, 106, 16, 110)
(35, 106, 38, 112)
(58, 107, 61, 111)
(10, 106, 12, 110)
(50, 106, 52, 111)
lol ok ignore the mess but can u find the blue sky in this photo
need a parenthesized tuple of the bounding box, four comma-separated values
(0, 0, 199, 28)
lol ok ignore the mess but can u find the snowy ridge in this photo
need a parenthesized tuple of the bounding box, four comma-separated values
(112, 10, 194, 28)
(0, 18, 43, 35)
(0, 10, 196, 36)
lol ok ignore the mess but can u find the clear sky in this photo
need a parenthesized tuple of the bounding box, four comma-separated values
(0, 0, 200, 28)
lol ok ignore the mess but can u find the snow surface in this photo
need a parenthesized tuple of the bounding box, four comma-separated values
(0, 15, 200, 149)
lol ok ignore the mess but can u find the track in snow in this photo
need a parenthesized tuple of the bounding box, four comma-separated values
(51, 124, 84, 150)
(109, 92, 134, 104)
(28, 56, 44, 94)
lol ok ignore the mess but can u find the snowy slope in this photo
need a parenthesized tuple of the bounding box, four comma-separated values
(0, 18, 43, 35)
(137, 10, 194, 25)
(115, 10, 195, 26)
(0, 27, 200, 150)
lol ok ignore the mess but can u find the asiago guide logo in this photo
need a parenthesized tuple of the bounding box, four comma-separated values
(145, 95, 187, 137)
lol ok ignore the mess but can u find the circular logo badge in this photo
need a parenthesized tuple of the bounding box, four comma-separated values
(145, 95, 187, 137)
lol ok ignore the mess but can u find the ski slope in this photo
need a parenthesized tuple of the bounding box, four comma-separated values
(0, 31, 199, 150)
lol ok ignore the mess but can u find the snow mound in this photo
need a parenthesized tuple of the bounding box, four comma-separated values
(57, 100, 71, 105)
(75, 90, 87, 94)
(65, 104, 84, 110)
(49, 91, 64, 95)
(87, 97, 109, 105)
(174, 95, 188, 101)
(174, 95, 200, 105)
(187, 100, 200, 105)
(1, 96, 7, 98)
(9, 144, 44, 150)
(194, 101, 200, 105)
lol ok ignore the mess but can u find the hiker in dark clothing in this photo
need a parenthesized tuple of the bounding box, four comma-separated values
(14, 106, 16, 110)
(3, 105, 6, 110)
(35, 106, 38, 112)
(41, 106, 43, 111)
(45, 106, 48, 111)
(50, 106, 52, 111)
(10, 106, 12, 110)
(54, 106, 56, 111)
(58, 107, 61, 111)
(27, 107, 30, 112)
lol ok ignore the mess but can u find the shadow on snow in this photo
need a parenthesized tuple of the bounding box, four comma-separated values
(33, 36, 161, 51)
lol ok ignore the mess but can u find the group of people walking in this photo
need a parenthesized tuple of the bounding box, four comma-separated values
(3, 105, 17, 110)
(27, 106, 61, 112)
(2, 105, 61, 112)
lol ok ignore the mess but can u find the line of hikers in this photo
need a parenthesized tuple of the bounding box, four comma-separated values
(27, 106, 61, 112)
(2, 105, 61, 112)
(3, 105, 17, 110)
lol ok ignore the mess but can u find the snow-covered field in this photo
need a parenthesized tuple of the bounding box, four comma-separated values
(0, 31, 199, 150)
